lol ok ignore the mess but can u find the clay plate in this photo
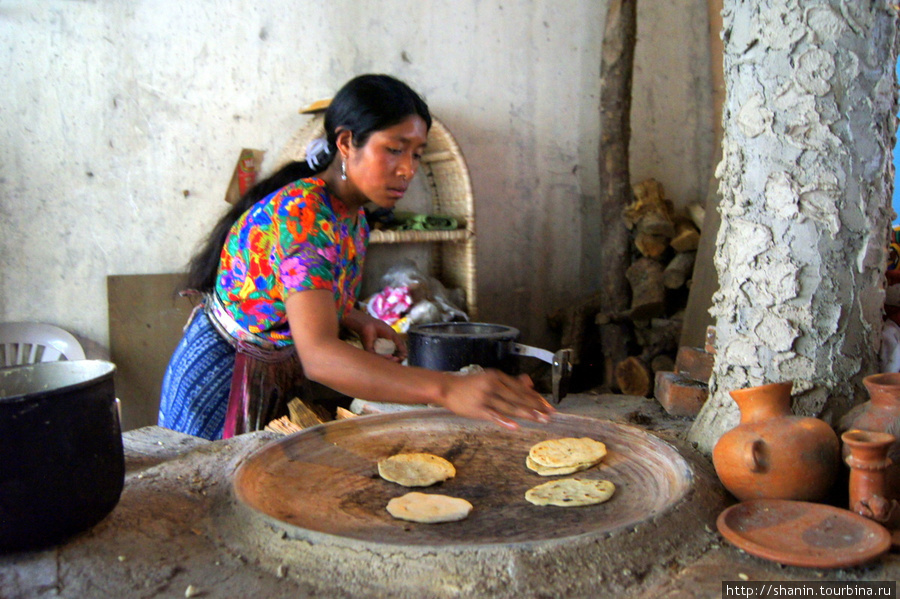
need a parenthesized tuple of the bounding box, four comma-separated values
(233, 409, 694, 547)
(717, 499, 892, 568)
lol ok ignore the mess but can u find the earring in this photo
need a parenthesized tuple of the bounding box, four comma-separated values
(341, 160, 347, 181)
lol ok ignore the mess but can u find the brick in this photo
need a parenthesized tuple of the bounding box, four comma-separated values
(704, 325, 717, 355)
(675, 345, 714, 383)
(654, 371, 709, 417)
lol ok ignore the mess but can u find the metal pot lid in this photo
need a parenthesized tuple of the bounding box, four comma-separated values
(407, 322, 519, 339)
(0, 360, 116, 402)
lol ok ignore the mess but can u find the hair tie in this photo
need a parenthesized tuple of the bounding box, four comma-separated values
(305, 137, 332, 170)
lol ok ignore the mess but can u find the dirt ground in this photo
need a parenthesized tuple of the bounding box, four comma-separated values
(1, 392, 898, 598)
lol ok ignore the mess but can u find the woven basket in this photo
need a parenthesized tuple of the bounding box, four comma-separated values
(276, 111, 478, 317)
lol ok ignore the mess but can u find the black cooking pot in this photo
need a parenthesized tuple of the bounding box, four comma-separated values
(407, 322, 522, 373)
(406, 322, 574, 403)
(0, 360, 124, 552)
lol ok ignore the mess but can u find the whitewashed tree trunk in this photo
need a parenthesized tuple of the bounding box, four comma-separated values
(689, 0, 899, 455)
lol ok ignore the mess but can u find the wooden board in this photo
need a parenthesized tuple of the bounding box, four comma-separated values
(233, 410, 693, 547)
(680, 0, 725, 349)
(107, 274, 195, 432)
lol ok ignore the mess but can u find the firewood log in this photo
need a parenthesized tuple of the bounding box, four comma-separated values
(288, 397, 328, 428)
(634, 232, 670, 258)
(625, 179, 675, 228)
(650, 354, 676, 374)
(336, 407, 357, 420)
(627, 180, 677, 258)
(671, 217, 701, 252)
(626, 257, 666, 319)
(597, 0, 637, 391)
(623, 179, 675, 227)
(663, 251, 697, 289)
(615, 356, 652, 397)
(265, 416, 302, 435)
(635, 318, 682, 362)
(687, 202, 705, 230)
(594, 310, 632, 325)
(636, 211, 676, 238)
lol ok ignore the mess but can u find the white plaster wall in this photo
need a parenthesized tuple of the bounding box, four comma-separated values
(631, 0, 715, 206)
(0, 0, 712, 354)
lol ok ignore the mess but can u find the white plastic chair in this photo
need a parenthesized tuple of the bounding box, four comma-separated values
(0, 322, 86, 367)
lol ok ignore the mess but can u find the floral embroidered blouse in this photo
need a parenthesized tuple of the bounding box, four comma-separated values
(214, 178, 368, 347)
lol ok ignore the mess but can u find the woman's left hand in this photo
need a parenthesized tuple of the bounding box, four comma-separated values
(343, 309, 407, 362)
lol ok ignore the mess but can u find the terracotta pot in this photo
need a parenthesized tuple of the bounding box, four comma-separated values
(842, 429, 897, 524)
(712, 381, 840, 502)
(839, 372, 900, 501)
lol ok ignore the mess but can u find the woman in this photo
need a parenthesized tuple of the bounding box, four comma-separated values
(159, 74, 553, 440)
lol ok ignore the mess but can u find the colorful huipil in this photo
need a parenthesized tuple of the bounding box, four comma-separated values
(215, 178, 368, 346)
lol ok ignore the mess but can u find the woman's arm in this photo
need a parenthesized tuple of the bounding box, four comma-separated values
(286, 289, 554, 430)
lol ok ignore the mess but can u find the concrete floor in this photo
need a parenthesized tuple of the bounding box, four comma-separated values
(1, 392, 898, 598)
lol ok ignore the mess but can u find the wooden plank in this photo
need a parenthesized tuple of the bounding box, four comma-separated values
(107, 274, 195, 432)
(679, 0, 724, 348)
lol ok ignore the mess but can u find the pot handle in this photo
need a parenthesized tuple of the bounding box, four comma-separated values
(744, 439, 765, 473)
(510, 344, 573, 405)
(510, 343, 554, 364)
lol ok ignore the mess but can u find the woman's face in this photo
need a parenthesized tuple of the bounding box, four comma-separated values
(344, 114, 429, 210)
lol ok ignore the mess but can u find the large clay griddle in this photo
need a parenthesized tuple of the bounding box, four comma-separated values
(233, 409, 693, 547)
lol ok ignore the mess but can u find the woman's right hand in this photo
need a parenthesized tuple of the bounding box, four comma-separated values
(438, 369, 555, 430)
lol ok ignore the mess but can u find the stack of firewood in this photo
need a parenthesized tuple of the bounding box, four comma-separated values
(265, 397, 356, 435)
(596, 178, 702, 397)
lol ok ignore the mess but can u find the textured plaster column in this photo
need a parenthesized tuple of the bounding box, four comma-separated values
(689, 0, 899, 454)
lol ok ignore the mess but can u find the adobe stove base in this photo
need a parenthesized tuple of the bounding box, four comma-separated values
(221, 408, 723, 598)
(1, 394, 898, 598)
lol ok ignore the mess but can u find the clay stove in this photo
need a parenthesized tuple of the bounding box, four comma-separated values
(222, 410, 726, 597)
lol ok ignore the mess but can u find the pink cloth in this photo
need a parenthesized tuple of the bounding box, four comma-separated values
(367, 286, 413, 325)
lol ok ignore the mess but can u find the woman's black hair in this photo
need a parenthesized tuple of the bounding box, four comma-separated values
(184, 74, 431, 292)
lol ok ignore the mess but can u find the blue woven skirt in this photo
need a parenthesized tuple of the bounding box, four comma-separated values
(158, 311, 235, 440)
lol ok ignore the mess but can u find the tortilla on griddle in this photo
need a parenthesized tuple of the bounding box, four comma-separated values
(525, 454, 594, 476)
(528, 437, 607, 471)
(378, 452, 456, 487)
(525, 478, 616, 507)
(386, 492, 473, 523)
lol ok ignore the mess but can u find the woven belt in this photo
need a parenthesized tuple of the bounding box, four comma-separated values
(204, 293, 294, 361)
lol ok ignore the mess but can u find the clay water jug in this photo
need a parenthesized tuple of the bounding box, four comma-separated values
(839, 373, 900, 501)
(712, 381, 840, 502)
(842, 429, 898, 524)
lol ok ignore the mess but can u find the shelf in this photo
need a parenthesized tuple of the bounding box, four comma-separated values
(369, 229, 472, 244)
